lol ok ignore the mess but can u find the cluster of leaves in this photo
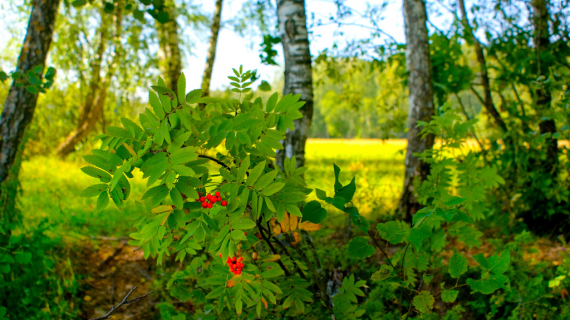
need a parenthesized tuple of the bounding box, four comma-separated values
(339, 106, 513, 318)
(0, 65, 56, 94)
(80, 66, 332, 317)
(71, 0, 172, 23)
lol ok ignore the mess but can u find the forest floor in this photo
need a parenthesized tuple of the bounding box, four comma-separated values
(17, 140, 569, 319)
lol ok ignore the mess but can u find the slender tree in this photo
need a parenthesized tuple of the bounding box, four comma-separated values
(532, 0, 558, 174)
(275, 0, 314, 170)
(158, 0, 183, 93)
(56, 4, 125, 157)
(201, 0, 224, 100)
(398, 0, 435, 221)
(457, 0, 507, 133)
(0, 0, 61, 190)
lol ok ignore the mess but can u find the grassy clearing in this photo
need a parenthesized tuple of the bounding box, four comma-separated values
(18, 139, 407, 237)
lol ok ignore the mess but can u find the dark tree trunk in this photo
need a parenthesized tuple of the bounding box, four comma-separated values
(275, 0, 314, 170)
(201, 0, 223, 100)
(457, 0, 507, 133)
(56, 3, 124, 157)
(532, 0, 558, 174)
(398, 0, 435, 222)
(158, 0, 182, 93)
(0, 0, 61, 186)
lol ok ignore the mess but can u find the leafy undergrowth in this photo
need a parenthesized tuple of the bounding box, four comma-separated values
(14, 140, 570, 319)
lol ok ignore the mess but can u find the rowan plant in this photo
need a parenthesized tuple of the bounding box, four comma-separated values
(80, 67, 512, 319)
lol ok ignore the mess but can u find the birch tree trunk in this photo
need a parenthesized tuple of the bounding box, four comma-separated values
(201, 0, 223, 99)
(275, 0, 314, 170)
(158, 0, 182, 93)
(398, 0, 435, 221)
(56, 4, 123, 157)
(532, 0, 558, 175)
(0, 0, 61, 186)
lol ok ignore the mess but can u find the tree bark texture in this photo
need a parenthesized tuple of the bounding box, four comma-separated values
(275, 0, 314, 170)
(532, 0, 558, 174)
(201, 0, 223, 99)
(158, 0, 183, 93)
(399, 0, 435, 221)
(0, 0, 61, 186)
(457, 0, 507, 132)
(56, 4, 124, 157)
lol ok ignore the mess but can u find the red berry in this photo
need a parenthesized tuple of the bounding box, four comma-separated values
(208, 203, 213, 209)
(219, 253, 222, 257)
(227, 257, 231, 263)
(243, 232, 247, 236)
(237, 257, 243, 262)
(215, 191, 221, 197)
(200, 196, 205, 202)
(221, 200, 227, 207)
(232, 257, 236, 262)
(202, 202, 208, 208)
(216, 196, 222, 201)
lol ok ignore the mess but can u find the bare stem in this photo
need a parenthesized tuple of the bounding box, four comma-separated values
(89, 286, 153, 320)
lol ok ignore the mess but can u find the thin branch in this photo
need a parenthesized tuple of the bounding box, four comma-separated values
(198, 154, 230, 170)
(368, 230, 398, 272)
(270, 233, 308, 280)
(256, 219, 292, 276)
(89, 286, 153, 320)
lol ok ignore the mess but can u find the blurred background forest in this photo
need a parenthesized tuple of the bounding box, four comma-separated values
(1, 0, 570, 319)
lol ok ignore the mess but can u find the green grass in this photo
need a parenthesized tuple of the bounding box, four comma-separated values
(18, 139, 407, 237)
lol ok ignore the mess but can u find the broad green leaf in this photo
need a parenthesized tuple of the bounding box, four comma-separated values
(302, 201, 327, 223)
(445, 196, 465, 206)
(96, 191, 110, 211)
(337, 177, 356, 202)
(236, 156, 250, 183)
(409, 226, 431, 250)
(186, 89, 202, 104)
(371, 265, 393, 282)
(81, 166, 112, 181)
(348, 237, 375, 259)
(441, 290, 459, 303)
(448, 253, 468, 278)
(376, 221, 409, 244)
(284, 203, 302, 217)
(170, 147, 198, 165)
(466, 274, 509, 294)
(412, 291, 434, 314)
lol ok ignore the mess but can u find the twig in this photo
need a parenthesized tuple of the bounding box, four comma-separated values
(270, 233, 308, 280)
(89, 286, 153, 320)
(198, 154, 230, 170)
(300, 230, 334, 314)
(368, 230, 398, 272)
(256, 220, 292, 276)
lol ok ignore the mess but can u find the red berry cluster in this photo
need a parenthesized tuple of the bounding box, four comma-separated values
(196, 191, 227, 209)
(218, 254, 245, 275)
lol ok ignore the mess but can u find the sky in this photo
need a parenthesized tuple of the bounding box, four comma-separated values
(0, 0, 455, 92)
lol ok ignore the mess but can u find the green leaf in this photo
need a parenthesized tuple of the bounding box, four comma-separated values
(441, 290, 458, 303)
(337, 177, 356, 202)
(246, 161, 266, 186)
(412, 291, 434, 314)
(445, 196, 465, 206)
(71, 0, 87, 7)
(422, 274, 434, 286)
(177, 73, 186, 102)
(81, 166, 112, 181)
(170, 147, 198, 165)
(96, 191, 110, 211)
(413, 208, 434, 225)
(376, 221, 409, 244)
(14, 252, 32, 264)
(262, 182, 285, 196)
(348, 237, 375, 259)
(266, 92, 278, 112)
(80, 184, 108, 198)
(236, 156, 250, 183)
(448, 253, 468, 278)
(371, 265, 394, 282)
(25, 85, 39, 94)
(186, 89, 202, 104)
(171, 188, 184, 209)
(255, 169, 278, 190)
(466, 274, 509, 294)
(409, 226, 430, 250)
(302, 201, 327, 223)
(149, 91, 165, 119)
(285, 203, 302, 217)
(232, 218, 256, 230)
(172, 165, 195, 176)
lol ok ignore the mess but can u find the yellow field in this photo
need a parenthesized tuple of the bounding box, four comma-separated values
(17, 139, 408, 235)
